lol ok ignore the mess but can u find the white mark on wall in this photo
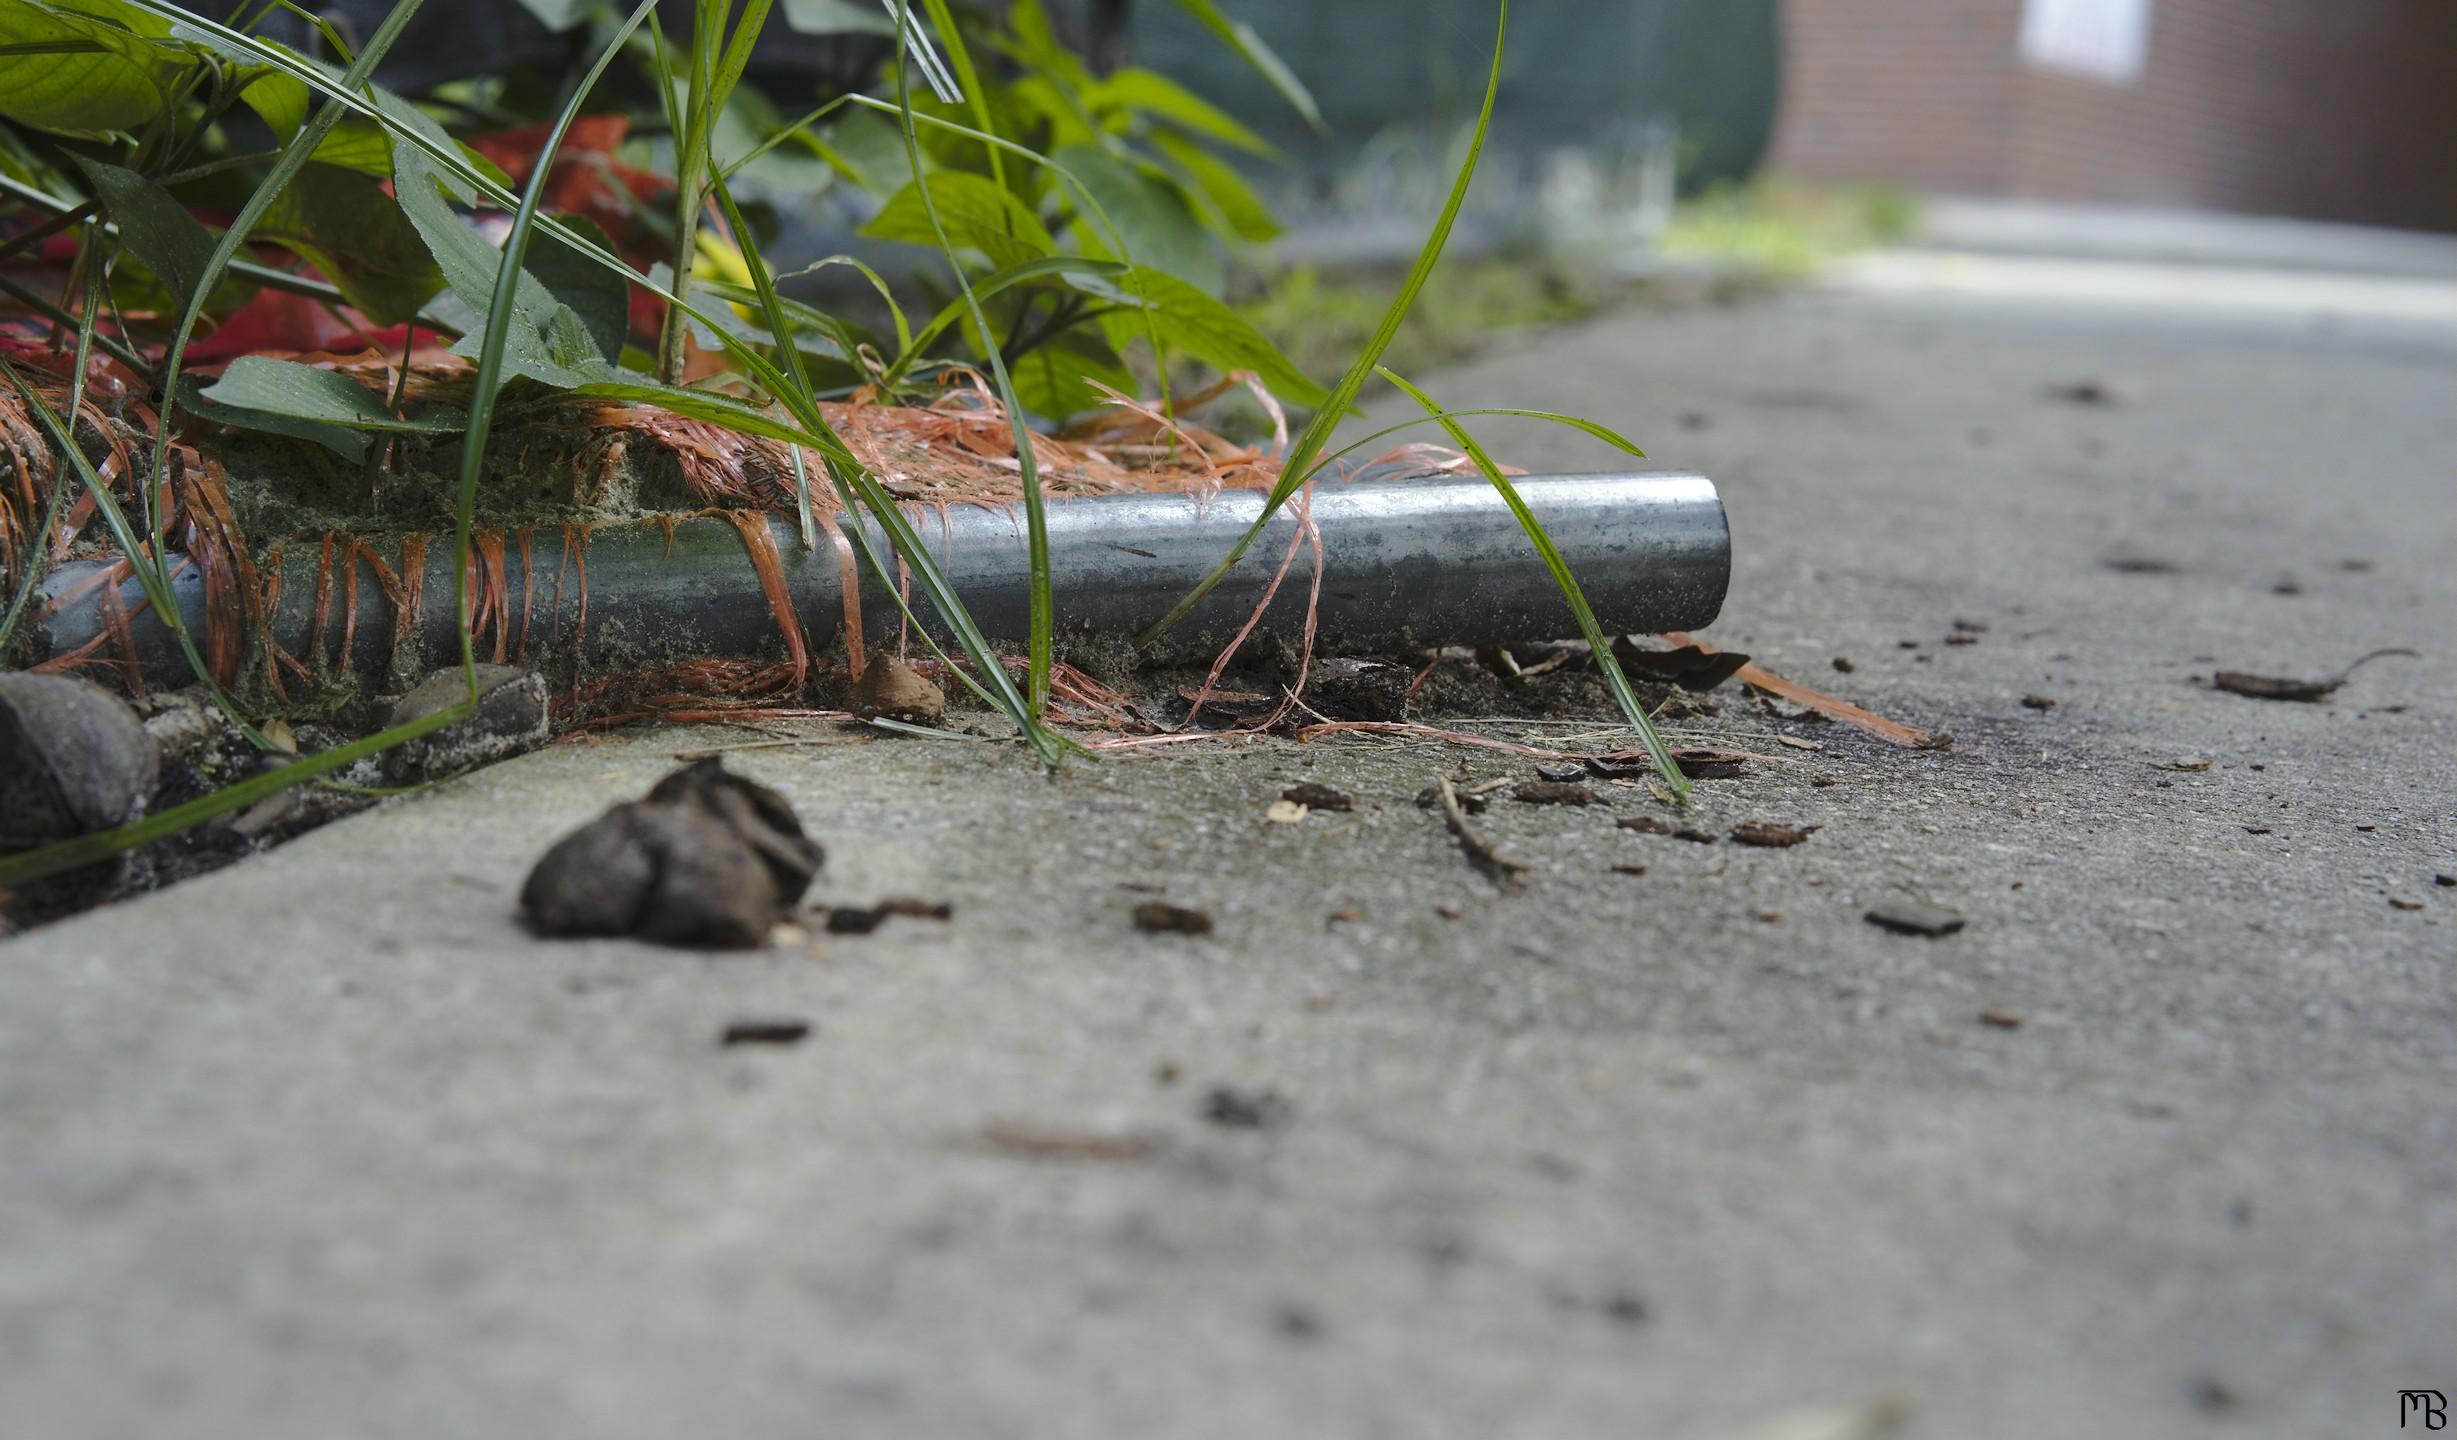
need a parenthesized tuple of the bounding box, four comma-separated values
(2019, 0, 2153, 85)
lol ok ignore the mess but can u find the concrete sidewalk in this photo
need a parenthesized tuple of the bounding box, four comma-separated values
(4, 268, 2452, 1438)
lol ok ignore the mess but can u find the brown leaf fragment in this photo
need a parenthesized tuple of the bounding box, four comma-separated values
(1609, 638, 1752, 692)
(1658, 632, 1941, 748)
(2388, 897, 2423, 911)
(1620, 816, 1719, 844)
(1666, 746, 1750, 779)
(1979, 1008, 2024, 1030)
(2211, 647, 2416, 702)
(1611, 863, 1648, 877)
(2021, 694, 2057, 710)
(1729, 820, 1818, 847)
(1280, 781, 1353, 812)
(1865, 899, 1966, 937)
(1511, 780, 1600, 806)
(1133, 900, 1215, 935)
(1776, 736, 1823, 751)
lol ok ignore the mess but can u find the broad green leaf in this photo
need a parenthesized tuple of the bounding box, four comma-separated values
(894, 253, 1125, 378)
(1088, 66, 1276, 157)
(860, 168, 1054, 270)
(252, 163, 443, 324)
(395, 137, 607, 388)
(1056, 144, 1219, 293)
(1006, 324, 1131, 422)
(1098, 264, 1323, 408)
(1150, 130, 1280, 243)
(0, 0, 179, 138)
(1169, 0, 1322, 134)
(72, 157, 213, 304)
(527, 212, 632, 362)
(202, 355, 467, 433)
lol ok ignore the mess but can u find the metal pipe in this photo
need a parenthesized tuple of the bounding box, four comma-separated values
(24, 463, 1729, 685)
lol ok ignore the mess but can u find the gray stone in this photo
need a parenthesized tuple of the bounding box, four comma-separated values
(379, 663, 548, 783)
(0, 673, 157, 848)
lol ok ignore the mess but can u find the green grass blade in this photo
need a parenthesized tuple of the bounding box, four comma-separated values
(883, 254, 1126, 390)
(0, 703, 473, 891)
(450, 0, 661, 688)
(1378, 367, 1687, 797)
(707, 166, 820, 550)
(918, 0, 1003, 193)
(1170, 0, 1324, 133)
(889, 0, 1053, 715)
(1138, 0, 1507, 645)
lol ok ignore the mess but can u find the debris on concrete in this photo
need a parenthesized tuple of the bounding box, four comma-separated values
(1980, 1008, 2025, 1030)
(2046, 377, 2137, 407)
(1264, 799, 1309, 824)
(1132, 900, 1214, 935)
(852, 653, 946, 724)
(1777, 736, 1823, 751)
(521, 758, 825, 948)
(1510, 779, 1599, 806)
(1729, 820, 1818, 847)
(2211, 647, 2416, 702)
(380, 664, 549, 783)
(0, 672, 159, 849)
(1865, 898, 1967, 937)
(719, 1018, 811, 1047)
(2021, 694, 2057, 710)
(976, 1122, 1159, 1162)
(2388, 897, 2423, 911)
(1719, 1388, 1914, 1440)
(1280, 782, 1353, 812)
(1611, 638, 1752, 691)
(1432, 774, 1527, 882)
(1301, 657, 1411, 721)
(2155, 756, 2214, 772)
(1621, 816, 1718, 844)
(825, 897, 952, 933)
(1203, 1086, 1293, 1129)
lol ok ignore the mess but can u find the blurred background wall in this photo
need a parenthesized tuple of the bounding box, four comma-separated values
(1768, 0, 2457, 232)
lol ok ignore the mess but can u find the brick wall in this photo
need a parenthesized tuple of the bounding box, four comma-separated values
(1768, 0, 2457, 232)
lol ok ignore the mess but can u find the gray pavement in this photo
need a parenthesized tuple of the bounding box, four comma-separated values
(4, 258, 2453, 1439)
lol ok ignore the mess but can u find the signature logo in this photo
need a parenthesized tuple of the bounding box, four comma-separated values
(2404, 1390, 2448, 1430)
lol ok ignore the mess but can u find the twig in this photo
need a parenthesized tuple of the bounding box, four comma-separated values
(1435, 773, 1526, 884)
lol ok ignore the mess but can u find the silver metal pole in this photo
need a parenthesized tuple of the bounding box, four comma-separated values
(25, 465, 1729, 684)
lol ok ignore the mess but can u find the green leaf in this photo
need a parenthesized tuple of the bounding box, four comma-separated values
(202, 356, 467, 433)
(394, 136, 607, 388)
(1149, 130, 1280, 243)
(1055, 144, 1219, 293)
(860, 169, 1054, 270)
(1100, 264, 1324, 408)
(1088, 67, 1276, 157)
(1379, 366, 1685, 796)
(251, 163, 444, 325)
(527, 212, 632, 362)
(1168, 0, 1323, 134)
(1005, 323, 1131, 422)
(894, 253, 1124, 378)
(71, 157, 213, 305)
(0, 0, 180, 138)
